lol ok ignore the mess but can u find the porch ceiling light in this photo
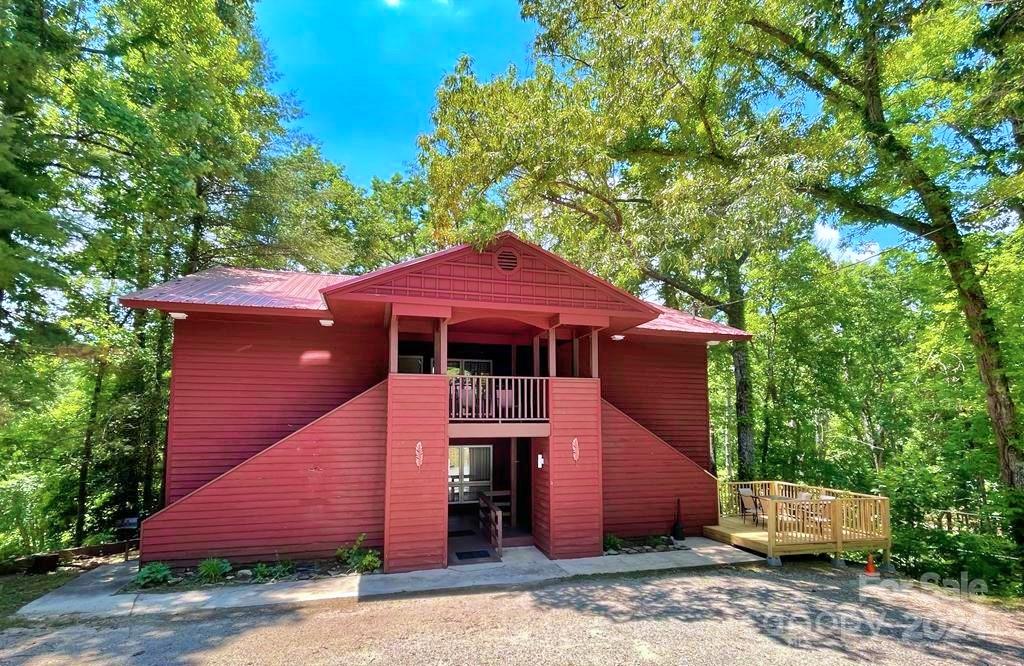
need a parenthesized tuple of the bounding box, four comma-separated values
(610, 334, 625, 341)
(707, 340, 720, 346)
(169, 312, 188, 320)
(319, 319, 335, 327)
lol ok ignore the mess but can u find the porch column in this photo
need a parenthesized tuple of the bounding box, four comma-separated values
(532, 334, 541, 376)
(590, 329, 599, 378)
(389, 314, 399, 373)
(571, 337, 579, 377)
(435, 318, 448, 374)
(547, 327, 557, 377)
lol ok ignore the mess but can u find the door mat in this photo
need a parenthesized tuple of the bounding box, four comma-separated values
(455, 550, 491, 560)
(448, 529, 474, 537)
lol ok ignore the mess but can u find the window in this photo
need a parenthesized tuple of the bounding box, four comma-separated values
(398, 355, 424, 374)
(446, 358, 493, 376)
(448, 445, 493, 504)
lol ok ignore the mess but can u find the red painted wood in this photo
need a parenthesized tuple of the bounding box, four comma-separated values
(599, 339, 712, 469)
(334, 237, 654, 316)
(542, 378, 603, 559)
(165, 316, 386, 502)
(601, 400, 718, 537)
(140, 382, 389, 564)
(383, 374, 449, 573)
(531, 437, 551, 555)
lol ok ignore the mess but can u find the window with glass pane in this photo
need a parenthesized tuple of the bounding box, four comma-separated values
(447, 445, 492, 504)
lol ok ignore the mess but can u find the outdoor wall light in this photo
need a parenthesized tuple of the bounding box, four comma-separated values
(168, 312, 188, 320)
(319, 319, 334, 327)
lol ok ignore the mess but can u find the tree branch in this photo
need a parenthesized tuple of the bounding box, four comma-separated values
(643, 266, 724, 309)
(796, 183, 937, 236)
(743, 17, 863, 92)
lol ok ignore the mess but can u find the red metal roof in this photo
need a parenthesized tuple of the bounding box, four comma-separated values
(120, 267, 350, 313)
(631, 304, 751, 340)
(121, 265, 749, 340)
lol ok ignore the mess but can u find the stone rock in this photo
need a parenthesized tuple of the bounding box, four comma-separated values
(607, 550, 619, 556)
(236, 569, 253, 581)
(167, 577, 183, 585)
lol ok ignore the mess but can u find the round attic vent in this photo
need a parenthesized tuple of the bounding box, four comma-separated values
(495, 248, 519, 273)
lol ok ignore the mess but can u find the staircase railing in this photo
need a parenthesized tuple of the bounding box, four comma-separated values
(478, 492, 503, 558)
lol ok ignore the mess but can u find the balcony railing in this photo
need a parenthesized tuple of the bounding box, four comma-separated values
(448, 376, 548, 422)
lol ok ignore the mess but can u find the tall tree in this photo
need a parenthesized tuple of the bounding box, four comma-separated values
(423, 31, 810, 479)
(0, 0, 80, 338)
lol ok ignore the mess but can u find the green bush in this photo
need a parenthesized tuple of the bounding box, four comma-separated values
(251, 561, 294, 583)
(135, 562, 172, 588)
(335, 533, 380, 573)
(603, 534, 625, 551)
(196, 557, 231, 583)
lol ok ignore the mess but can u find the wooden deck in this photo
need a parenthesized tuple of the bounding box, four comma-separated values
(704, 481, 892, 561)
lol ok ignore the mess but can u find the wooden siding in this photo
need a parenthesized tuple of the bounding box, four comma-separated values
(600, 339, 712, 469)
(543, 378, 603, 559)
(601, 400, 718, 537)
(166, 316, 386, 502)
(350, 242, 644, 313)
(384, 374, 449, 573)
(140, 382, 389, 564)
(531, 437, 552, 555)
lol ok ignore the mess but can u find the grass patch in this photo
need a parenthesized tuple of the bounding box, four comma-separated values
(0, 571, 79, 629)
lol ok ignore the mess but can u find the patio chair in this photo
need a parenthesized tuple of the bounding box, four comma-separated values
(737, 488, 763, 525)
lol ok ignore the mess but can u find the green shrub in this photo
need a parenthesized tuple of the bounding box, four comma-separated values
(251, 561, 293, 583)
(603, 534, 625, 551)
(336, 533, 380, 573)
(135, 562, 172, 588)
(196, 557, 231, 583)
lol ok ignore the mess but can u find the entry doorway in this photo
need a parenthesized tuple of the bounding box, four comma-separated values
(446, 438, 533, 565)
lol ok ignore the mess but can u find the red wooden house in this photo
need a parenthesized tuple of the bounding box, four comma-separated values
(121, 233, 749, 572)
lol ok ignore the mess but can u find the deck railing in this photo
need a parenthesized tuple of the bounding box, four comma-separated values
(448, 376, 548, 422)
(718, 480, 890, 556)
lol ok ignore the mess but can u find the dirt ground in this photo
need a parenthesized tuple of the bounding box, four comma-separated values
(1, 563, 1022, 665)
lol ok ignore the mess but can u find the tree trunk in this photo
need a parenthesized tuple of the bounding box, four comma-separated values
(723, 257, 755, 481)
(930, 225, 1022, 489)
(142, 311, 170, 514)
(74, 360, 107, 546)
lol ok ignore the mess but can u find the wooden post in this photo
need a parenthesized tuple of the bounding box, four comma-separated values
(766, 499, 777, 562)
(389, 314, 399, 373)
(547, 327, 557, 377)
(532, 335, 541, 376)
(437, 318, 448, 374)
(832, 498, 844, 558)
(590, 330, 599, 378)
(571, 336, 579, 377)
(510, 440, 517, 528)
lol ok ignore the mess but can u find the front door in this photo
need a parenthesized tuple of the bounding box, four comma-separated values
(448, 445, 493, 504)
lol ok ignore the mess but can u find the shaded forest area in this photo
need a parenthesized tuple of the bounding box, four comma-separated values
(2, 1, 1022, 594)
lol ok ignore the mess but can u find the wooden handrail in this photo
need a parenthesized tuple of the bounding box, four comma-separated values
(478, 493, 503, 558)
(449, 376, 548, 423)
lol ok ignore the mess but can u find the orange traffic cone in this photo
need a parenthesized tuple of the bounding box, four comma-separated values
(864, 553, 879, 576)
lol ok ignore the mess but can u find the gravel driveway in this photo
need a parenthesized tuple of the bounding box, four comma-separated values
(1, 563, 1021, 665)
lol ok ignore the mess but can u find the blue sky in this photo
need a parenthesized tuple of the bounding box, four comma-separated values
(255, 0, 899, 256)
(255, 0, 536, 187)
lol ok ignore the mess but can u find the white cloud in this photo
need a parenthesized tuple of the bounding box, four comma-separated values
(812, 222, 880, 264)
(384, 0, 401, 7)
